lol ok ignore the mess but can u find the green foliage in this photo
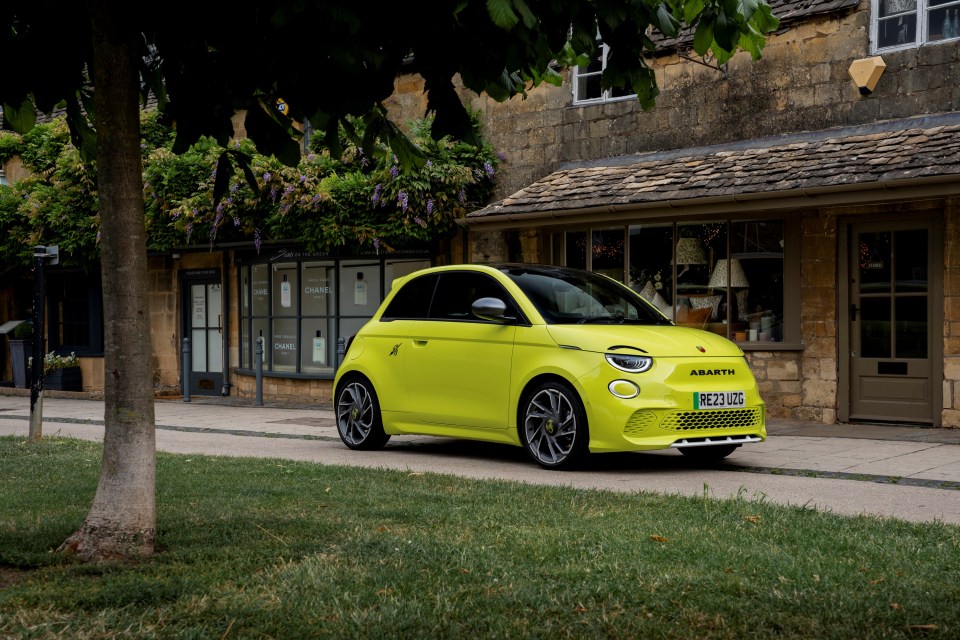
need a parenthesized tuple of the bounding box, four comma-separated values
(11, 321, 33, 340)
(0, 131, 23, 163)
(1, 109, 499, 266)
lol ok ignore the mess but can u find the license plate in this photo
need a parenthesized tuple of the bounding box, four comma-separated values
(694, 391, 746, 410)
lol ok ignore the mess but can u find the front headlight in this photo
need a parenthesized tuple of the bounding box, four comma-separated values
(605, 353, 653, 373)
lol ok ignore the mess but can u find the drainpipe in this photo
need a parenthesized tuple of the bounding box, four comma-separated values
(221, 251, 232, 396)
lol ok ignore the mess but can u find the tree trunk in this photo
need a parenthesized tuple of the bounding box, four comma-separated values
(58, 2, 156, 561)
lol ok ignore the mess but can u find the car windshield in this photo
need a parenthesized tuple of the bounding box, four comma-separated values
(501, 266, 672, 326)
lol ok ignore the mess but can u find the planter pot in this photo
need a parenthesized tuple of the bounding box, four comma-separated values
(46, 366, 83, 392)
(9, 339, 32, 389)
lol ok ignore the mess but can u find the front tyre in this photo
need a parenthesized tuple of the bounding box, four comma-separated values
(335, 376, 390, 450)
(520, 380, 589, 470)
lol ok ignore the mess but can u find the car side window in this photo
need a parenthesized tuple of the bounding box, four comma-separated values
(429, 272, 516, 321)
(381, 273, 438, 320)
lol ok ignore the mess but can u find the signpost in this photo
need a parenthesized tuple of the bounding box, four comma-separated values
(29, 245, 58, 442)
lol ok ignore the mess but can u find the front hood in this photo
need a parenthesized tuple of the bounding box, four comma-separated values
(545, 324, 743, 357)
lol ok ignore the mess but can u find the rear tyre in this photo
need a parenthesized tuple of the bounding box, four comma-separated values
(678, 444, 739, 461)
(520, 380, 589, 470)
(335, 376, 390, 450)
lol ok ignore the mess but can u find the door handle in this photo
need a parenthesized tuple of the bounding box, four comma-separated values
(413, 340, 428, 347)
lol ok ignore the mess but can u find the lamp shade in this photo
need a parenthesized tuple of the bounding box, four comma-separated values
(708, 258, 749, 288)
(674, 237, 707, 266)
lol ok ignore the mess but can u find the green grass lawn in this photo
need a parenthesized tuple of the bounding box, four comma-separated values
(1, 435, 958, 639)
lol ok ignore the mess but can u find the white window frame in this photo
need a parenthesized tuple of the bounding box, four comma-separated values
(871, 0, 960, 53)
(572, 41, 637, 105)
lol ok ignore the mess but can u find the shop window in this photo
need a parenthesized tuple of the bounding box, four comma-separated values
(873, 0, 960, 51)
(238, 256, 430, 376)
(564, 219, 792, 345)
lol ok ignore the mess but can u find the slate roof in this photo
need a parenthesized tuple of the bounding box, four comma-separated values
(467, 113, 960, 222)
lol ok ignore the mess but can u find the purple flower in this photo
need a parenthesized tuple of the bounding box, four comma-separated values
(398, 190, 408, 212)
(233, 216, 241, 227)
(390, 165, 399, 180)
(308, 153, 316, 162)
(427, 199, 434, 215)
(373, 237, 381, 251)
(231, 182, 240, 193)
(216, 202, 224, 214)
(254, 229, 262, 252)
(484, 162, 495, 179)
(414, 216, 426, 227)
(299, 174, 307, 183)
(270, 188, 278, 201)
(372, 183, 382, 205)
(263, 172, 272, 182)
(284, 184, 294, 196)
(458, 188, 466, 204)
(426, 160, 433, 167)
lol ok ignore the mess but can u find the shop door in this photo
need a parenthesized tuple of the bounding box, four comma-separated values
(183, 277, 224, 396)
(847, 221, 935, 424)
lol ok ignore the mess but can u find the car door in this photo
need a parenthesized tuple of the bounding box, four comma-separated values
(404, 271, 518, 430)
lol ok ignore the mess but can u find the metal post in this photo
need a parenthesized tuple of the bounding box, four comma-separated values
(255, 335, 264, 407)
(336, 337, 346, 370)
(28, 249, 45, 442)
(182, 337, 191, 403)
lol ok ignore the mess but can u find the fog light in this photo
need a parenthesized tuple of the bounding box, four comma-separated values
(608, 380, 640, 399)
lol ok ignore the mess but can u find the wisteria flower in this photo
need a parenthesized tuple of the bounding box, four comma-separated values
(372, 183, 382, 205)
(398, 190, 409, 212)
(484, 162, 495, 179)
(263, 172, 272, 182)
(390, 165, 399, 180)
(426, 199, 434, 215)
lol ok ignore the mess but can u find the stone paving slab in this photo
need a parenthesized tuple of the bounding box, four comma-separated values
(2, 394, 960, 524)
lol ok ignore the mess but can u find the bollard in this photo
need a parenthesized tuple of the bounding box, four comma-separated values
(255, 336, 264, 407)
(336, 336, 346, 370)
(181, 337, 191, 403)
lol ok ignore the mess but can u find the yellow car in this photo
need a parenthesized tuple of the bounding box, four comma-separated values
(334, 264, 765, 470)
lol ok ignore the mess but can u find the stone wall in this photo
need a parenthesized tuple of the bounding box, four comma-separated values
(943, 200, 960, 427)
(386, 6, 960, 202)
(798, 211, 840, 424)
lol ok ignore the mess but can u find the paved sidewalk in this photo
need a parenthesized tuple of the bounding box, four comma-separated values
(2, 393, 960, 524)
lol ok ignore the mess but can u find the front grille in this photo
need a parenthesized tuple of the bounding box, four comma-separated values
(623, 410, 659, 436)
(660, 407, 763, 431)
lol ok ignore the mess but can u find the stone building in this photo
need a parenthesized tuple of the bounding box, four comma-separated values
(385, 0, 960, 427)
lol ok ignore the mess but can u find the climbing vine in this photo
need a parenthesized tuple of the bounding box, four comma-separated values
(0, 109, 499, 267)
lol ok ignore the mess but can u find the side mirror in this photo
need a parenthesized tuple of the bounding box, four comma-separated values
(472, 297, 511, 322)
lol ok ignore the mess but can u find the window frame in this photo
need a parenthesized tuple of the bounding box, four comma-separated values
(571, 41, 637, 106)
(871, 0, 960, 52)
(45, 269, 104, 357)
(546, 215, 801, 349)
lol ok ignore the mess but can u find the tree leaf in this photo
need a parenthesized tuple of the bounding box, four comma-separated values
(2, 98, 37, 134)
(683, 0, 707, 24)
(693, 19, 715, 56)
(655, 3, 681, 37)
(486, 0, 519, 29)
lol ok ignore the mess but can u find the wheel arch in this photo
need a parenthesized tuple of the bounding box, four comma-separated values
(514, 372, 589, 440)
